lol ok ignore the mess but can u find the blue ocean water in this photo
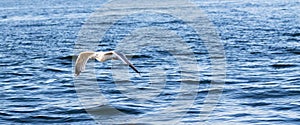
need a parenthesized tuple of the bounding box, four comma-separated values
(0, 0, 299, 124)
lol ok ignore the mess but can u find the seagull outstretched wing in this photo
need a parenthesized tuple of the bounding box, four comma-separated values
(111, 51, 140, 75)
(74, 51, 95, 76)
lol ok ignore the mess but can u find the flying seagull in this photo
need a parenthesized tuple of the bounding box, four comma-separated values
(74, 51, 140, 76)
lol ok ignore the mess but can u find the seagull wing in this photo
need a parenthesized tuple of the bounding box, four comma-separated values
(75, 51, 95, 76)
(110, 51, 140, 74)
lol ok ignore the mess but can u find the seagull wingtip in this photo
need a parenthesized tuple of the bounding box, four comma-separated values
(74, 72, 80, 77)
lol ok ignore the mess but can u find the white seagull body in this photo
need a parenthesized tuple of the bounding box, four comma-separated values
(74, 51, 140, 76)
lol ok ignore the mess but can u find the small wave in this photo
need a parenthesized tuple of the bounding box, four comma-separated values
(132, 54, 152, 59)
(270, 63, 297, 69)
(50, 108, 87, 115)
(58, 55, 77, 60)
(287, 48, 300, 55)
(7, 97, 41, 102)
(44, 68, 65, 72)
(241, 102, 272, 107)
(228, 113, 252, 117)
(28, 115, 68, 121)
(283, 32, 300, 37)
(115, 106, 144, 115)
(0, 112, 12, 116)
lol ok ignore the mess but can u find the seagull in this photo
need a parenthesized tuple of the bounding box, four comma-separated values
(74, 51, 140, 76)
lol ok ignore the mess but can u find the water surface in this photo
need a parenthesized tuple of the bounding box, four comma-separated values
(0, 0, 299, 124)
